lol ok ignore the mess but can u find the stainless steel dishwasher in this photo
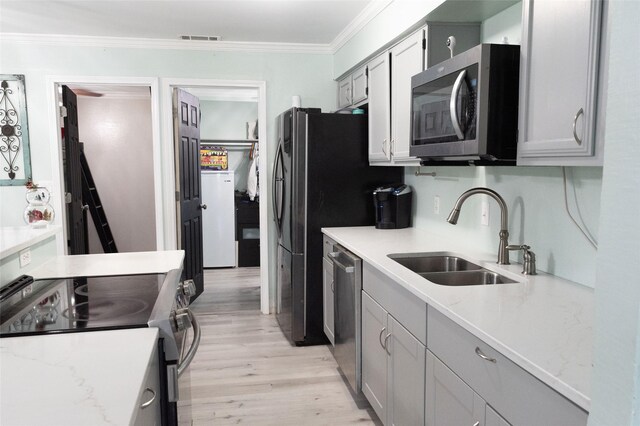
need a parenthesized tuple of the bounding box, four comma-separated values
(329, 244, 362, 394)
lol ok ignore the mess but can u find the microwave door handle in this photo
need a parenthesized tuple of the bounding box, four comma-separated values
(449, 69, 467, 140)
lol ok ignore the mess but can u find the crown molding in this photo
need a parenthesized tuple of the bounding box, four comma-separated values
(0, 33, 334, 54)
(329, 0, 395, 53)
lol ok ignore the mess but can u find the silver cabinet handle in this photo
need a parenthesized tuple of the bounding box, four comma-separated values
(450, 69, 467, 140)
(140, 387, 156, 409)
(572, 108, 584, 145)
(378, 327, 387, 349)
(198, 204, 207, 210)
(330, 279, 334, 292)
(82, 204, 89, 211)
(383, 332, 392, 355)
(473, 422, 480, 426)
(390, 139, 394, 155)
(382, 139, 387, 156)
(475, 346, 496, 363)
(177, 309, 201, 377)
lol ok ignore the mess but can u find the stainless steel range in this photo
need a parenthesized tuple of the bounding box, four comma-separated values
(0, 270, 200, 426)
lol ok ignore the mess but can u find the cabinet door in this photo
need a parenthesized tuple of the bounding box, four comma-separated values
(426, 350, 484, 426)
(367, 52, 392, 163)
(132, 344, 162, 425)
(338, 76, 353, 109)
(387, 315, 426, 426)
(485, 405, 511, 426)
(517, 0, 603, 165)
(352, 66, 368, 104)
(322, 257, 335, 345)
(391, 29, 424, 164)
(362, 291, 388, 422)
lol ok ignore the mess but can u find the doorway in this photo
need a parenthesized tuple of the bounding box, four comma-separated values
(162, 79, 269, 314)
(47, 76, 163, 256)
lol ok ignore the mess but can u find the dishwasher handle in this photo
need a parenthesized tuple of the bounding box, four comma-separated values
(329, 252, 355, 274)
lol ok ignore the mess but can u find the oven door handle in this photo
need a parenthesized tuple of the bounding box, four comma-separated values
(177, 309, 201, 378)
(449, 69, 467, 140)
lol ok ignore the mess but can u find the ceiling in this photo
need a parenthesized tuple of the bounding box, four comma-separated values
(0, 0, 373, 45)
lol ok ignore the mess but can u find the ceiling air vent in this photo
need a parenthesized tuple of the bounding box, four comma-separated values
(179, 35, 222, 41)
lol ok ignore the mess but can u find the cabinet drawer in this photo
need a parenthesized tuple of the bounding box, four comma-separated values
(363, 262, 426, 345)
(427, 308, 587, 426)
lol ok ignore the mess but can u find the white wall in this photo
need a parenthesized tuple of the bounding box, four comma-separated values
(200, 100, 258, 192)
(77, 95, 157, 253)
(588, 0, 640, 423)
(405, 166, 601, 286)
(0, 41, 335, 309)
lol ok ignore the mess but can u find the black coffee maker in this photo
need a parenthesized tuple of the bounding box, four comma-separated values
(373, 184, 412, 229)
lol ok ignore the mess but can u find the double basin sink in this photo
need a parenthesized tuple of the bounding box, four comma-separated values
(388, 253, 518, 286)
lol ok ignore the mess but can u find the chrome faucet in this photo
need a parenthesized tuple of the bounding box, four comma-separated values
(447, 187, 510, 265)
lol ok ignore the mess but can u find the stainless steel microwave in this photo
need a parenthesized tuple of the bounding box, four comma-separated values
(410, 44, 520, 163)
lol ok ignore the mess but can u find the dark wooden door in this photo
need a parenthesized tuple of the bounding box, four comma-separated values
(174, 88, 204, 300)
(62, 86, 88, 255)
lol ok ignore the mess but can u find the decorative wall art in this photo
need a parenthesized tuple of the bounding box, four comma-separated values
(0, 74, 32, 185)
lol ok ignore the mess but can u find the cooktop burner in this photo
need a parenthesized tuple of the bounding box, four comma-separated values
(0, 273, 167, 336)
(62, 298, 151, 322)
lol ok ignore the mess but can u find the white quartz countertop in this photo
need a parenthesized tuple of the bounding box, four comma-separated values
(322, 226, 593, 412)
(0, 225, 61, 258)
(29, 250, 185, 279)
(0, 328, 159, 425)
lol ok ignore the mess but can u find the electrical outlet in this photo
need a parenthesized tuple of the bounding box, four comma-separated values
(434, 196, 440, 215)
(19, 248, 32, 267)
(481, 201, 490, 226)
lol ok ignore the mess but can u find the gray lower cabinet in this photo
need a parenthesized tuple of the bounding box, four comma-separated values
(427, 308, 588, 426)
(322, 257, 335, 345)
(362, 290, 426, 425)
(132, 343, 162, 425)
(426, 350, 509, 426)
(323, 236, 336, 345)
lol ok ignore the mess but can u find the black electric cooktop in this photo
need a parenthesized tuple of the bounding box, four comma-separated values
(0, 274, 167, 337)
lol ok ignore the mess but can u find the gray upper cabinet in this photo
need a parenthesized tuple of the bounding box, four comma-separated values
(338, 76, 353, 109)
(517, 0, 605, 165)
(352, 66, 368, 105)
(337, 65, 368, 109)
(390, 30, 424, 164)
(367, 52, 392, 163)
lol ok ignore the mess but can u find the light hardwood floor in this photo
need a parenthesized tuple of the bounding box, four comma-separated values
(178, 267, 379, 425)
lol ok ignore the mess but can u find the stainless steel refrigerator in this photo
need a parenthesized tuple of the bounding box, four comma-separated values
(272, 107, 402, 345)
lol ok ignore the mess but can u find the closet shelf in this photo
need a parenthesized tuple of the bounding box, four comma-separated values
(202, 139, 258, 147)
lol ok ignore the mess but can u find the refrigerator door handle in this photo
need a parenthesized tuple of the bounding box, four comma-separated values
(272, 138, 284, 234)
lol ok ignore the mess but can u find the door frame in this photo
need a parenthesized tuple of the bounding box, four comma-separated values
(45, 75, 164, 255)
(161, 78, 269, 315)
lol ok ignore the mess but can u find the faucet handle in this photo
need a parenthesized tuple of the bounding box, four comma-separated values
(506, 245, 537, 275)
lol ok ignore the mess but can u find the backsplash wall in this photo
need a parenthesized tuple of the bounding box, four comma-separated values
(405, 166, 602, 287)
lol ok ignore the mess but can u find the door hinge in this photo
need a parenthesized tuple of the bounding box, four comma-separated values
(175, 191, 180, 202)
(422, 37, 426, 50)
(59, 106, 68, 118)
(365, 66, 368, 78)
(64, 192, 72, 204)
(366, 87, 368, 96)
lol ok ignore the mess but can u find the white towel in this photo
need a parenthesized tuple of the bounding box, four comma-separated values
(247, 156, 258, 201)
